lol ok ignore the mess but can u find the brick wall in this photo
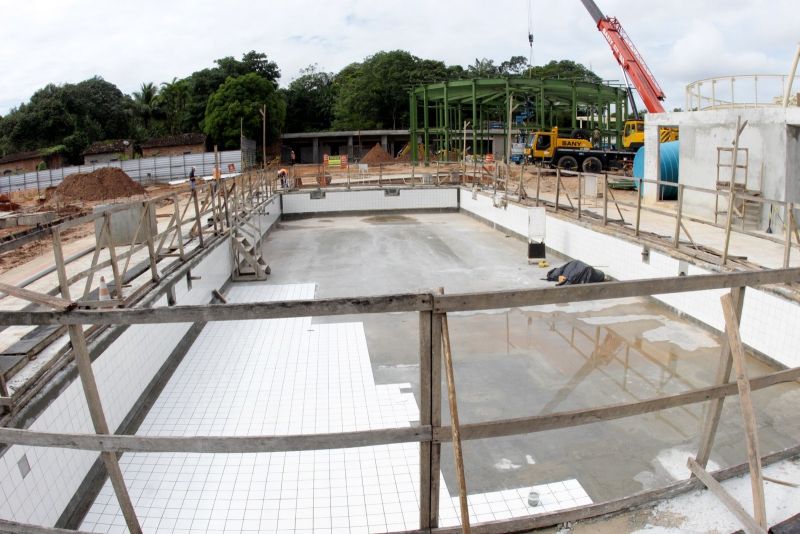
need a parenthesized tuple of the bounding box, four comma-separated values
(141, 144, 205, 158)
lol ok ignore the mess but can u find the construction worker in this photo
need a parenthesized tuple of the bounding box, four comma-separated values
(189, 166, 196, 190)
(278, 168, 288, 189)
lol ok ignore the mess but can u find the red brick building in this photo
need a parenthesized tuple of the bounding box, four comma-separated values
(0, 150, 65, 176)
(140, 133, 207, 158)
(82, 139, 135, 164)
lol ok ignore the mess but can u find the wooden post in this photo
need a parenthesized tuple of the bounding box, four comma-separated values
(720, 292, 767, 529)
(722, 117, 746, 265)
(192, 187, 204, 248)
(419, 310, 442, 529)
(555, 168, 561, 213)
(143, 202, 159, 282)
(535, 166, 541, 207)
(577, 172, 583, 220)
(173, 194, 185, 260)
(103, 213, 123, 300)
(439, 290, 471, 533)
(784, 203, 793, 268)
(695, 287, 745, 467)
(635, 179, 642, 237)
(603, 174, 609, 226)
(52, 227, 142, 534)
(687, 458, 767, 534)
(673, 184, 684, 248)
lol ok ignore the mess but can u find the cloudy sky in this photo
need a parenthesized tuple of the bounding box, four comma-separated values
(1, 0, 798, 116)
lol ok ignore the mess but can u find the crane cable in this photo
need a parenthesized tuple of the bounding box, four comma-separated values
(528, 0, 534, 75)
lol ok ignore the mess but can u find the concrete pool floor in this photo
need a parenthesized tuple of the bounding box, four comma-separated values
(263, 213, 800, 501)
(81, 211, 800, 532)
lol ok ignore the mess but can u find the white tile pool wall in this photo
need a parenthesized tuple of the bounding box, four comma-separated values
(281, 188, 458, 214)
(0, 199, 282, 528)
(459, 189, 800, 369)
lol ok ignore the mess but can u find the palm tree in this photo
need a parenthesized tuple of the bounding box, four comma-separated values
(158, 78, 189, 134)
(132, 82, 159, 133)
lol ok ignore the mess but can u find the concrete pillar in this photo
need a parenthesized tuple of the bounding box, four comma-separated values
(642, 123, 660, 203)
(312, 138, 319, 164)
(347, 136, 354, 159)
(381, 135, 388, 151)
(492, 134, 505, 158)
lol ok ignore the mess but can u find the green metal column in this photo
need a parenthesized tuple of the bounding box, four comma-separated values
(503, 79, 510, 162)
(478, 105, 483, 156)
(472, 80, 477, 159)
(423, 86, 429, 165)
(616, 89, 623, 149)
(443, 82, 449, 159)
(571, 82, 578, 130)
(410, 91, 418, 163)
(539, 86, 545, 131)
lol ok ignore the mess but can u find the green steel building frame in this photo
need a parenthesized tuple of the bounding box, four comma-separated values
(409, 78, 630, 163)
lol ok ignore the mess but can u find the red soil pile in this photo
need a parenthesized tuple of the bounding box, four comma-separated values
(56, 167, 145, 201)
(360, 143, 394, 165)
(0, 194, 20, 211)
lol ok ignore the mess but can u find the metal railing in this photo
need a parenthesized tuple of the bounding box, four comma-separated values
(0, 171, 797, 531)
(0, 168, 279, 405)
(685, 74, 796, 111)
(464, 163, 799, 270)
(0, 269, 798, 532)
(0, 150, 243, 194)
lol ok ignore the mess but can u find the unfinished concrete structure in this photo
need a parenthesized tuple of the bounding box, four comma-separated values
(0, 159, 799, 533)
(644, 75, 800, 231)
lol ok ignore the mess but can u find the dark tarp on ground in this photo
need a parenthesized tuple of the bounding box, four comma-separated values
(546, 260, 606, 286)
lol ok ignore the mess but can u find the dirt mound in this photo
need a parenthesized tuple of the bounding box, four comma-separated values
(0, 194, 20, 211)
(360, 143, 394, 165)
(56, 167, 145, 201)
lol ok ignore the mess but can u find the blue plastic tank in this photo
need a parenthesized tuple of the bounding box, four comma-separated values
(633, 141, 680, 200)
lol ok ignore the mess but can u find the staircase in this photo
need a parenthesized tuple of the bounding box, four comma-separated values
(715, 185, 762, 230)
(230, 215, 269, 281)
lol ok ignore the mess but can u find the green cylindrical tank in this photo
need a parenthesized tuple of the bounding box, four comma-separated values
(633, 141, 680, 200)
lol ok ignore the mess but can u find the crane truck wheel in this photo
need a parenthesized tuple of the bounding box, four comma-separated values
(571, 128, 591, 141)
(557, 155, 579, 171)
(581, 157, 603, 173)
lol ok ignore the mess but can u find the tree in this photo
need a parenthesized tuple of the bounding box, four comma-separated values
(202, 73, 286, 149)
(283, 65, 336, 132)
(157, 78, 190, 135)
(0, 76, 131, 163)
(184, 51, 281, 132)
(132, 82, 160, 134)
(63, 77, 131, 142)
(333, 50, 456, 130)
(524, 60, 602, 82)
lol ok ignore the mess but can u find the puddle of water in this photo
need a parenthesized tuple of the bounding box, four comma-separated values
(362, 214, 419, 225)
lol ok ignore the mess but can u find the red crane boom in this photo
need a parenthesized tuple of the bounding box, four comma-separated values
(580, 0, 666, 113)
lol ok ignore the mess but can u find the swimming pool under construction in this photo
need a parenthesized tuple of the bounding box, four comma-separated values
(0, 174, 799, 533)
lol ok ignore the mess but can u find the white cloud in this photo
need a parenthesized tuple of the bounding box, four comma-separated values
(0, 0, 798, 114)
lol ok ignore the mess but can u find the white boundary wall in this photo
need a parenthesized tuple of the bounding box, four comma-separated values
(1, 150, 242, 194)
(460, 189, 800, 369)
(0, 195, 280, 526)
(282, 187, 458, 214)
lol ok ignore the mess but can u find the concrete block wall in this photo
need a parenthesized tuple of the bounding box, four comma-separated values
(461, 189, 800, 369)
(281, 187, 458, 214)
(644, 107, 800, 226)
(0, 198, 282, 527)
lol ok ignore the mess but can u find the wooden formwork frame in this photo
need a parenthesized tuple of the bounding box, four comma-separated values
(0, 170, 276, 532)
(0, 267, 799, 533)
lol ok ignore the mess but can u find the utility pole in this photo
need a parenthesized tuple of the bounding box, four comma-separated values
(259, 105, 267, 169)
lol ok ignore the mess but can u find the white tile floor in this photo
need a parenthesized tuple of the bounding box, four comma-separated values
(81, 283, 591, 533)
